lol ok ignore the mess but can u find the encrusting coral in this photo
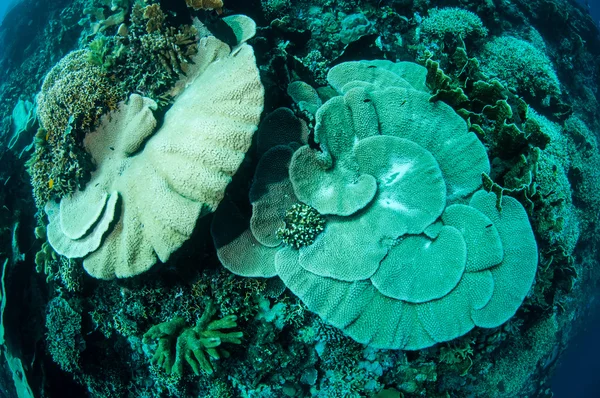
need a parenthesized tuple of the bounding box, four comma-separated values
(143, 301, 243, 377)
(45, 20, 264, 279)
(213, 60, 538, 350)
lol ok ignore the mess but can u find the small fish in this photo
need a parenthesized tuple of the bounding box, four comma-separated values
(48, 178, 54, 189)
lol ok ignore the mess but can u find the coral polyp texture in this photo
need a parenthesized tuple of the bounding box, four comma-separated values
(31, 50, 122, 206)
(213, 60, 538, 349)
(46, 34, 264, 279)
(185, 0, 224, 12)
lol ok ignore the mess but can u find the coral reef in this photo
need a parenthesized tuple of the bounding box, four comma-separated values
(214, 61, 538, 350)
(2, 0, 600, 397)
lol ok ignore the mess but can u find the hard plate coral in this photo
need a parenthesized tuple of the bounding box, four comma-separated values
(46, 31, 264, 279)
(213, 61, 538, 349)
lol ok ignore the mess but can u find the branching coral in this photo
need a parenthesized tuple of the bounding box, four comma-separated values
(420, 7, 488, 42)
(114, 2, 200, 103)
(185, 0, 224, 12)
(45, 297, 85, 374)
(30, 50, 122, 207)
(143, 301, 243, 376)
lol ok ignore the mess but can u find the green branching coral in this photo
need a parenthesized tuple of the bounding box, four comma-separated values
(80, 3, 199, 107)
(277, 203, 326, 249)
(117, 2, 199, 103)
(143, 302, 243, 377)
(479, 35, 561, 100)
(30, 50, 123, 207)
(420, 7, 488, 42)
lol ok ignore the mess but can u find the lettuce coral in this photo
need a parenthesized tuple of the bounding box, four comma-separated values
(213, 60, 538, 350)
(46, 32, 264, 279)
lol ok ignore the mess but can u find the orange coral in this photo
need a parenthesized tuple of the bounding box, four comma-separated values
(185, 0, 223, 13)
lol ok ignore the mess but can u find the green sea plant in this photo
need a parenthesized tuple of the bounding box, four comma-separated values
(213, 60, 538, 350)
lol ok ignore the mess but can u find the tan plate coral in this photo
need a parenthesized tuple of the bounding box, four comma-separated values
(46, 26, 264, 279)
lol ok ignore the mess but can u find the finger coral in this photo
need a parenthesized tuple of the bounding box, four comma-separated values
(46, 32, 264, 279)
(143, 301, 243, 376)
(213, 60, 538, 350)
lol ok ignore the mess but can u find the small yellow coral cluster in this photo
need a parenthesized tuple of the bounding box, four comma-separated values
(185, 0, 224, 12)
(128, 2, 200, 90)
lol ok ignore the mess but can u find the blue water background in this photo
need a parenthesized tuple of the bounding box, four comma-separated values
(0, 0, 20, 26)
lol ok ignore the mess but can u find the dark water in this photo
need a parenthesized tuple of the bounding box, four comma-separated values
(552, 295, 600, 398)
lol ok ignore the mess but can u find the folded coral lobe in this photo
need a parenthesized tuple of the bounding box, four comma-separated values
(48, 35, 264, 280)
